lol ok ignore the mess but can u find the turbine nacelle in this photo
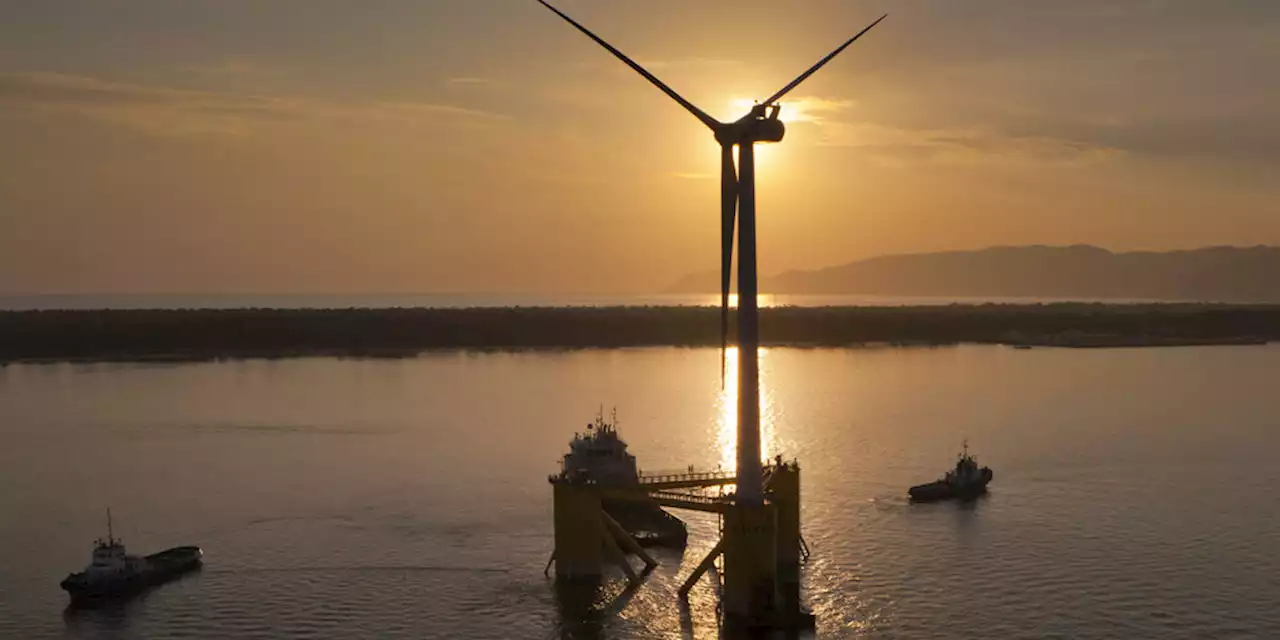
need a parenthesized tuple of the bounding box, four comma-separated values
(716, 104, 785, 146)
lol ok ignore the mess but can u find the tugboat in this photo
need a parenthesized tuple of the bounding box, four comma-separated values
(59, 510, 203, 604)
(553, 408, 688, 548)
(909, 441, 994, 502)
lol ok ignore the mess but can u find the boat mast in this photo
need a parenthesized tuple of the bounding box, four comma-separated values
(107, 508, 114, 544)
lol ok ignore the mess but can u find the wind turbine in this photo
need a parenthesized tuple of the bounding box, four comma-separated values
(536, 1, 885, 506)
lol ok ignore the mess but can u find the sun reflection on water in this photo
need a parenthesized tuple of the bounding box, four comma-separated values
(707, 293, 781, 309)
(715, 346, 775, 473)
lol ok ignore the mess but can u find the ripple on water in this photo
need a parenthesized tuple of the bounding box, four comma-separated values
(4, 348, 1280, 638)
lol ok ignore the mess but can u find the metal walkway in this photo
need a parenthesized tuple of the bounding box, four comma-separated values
(636, 469, 737, 490)
(642, 488, 736, 513)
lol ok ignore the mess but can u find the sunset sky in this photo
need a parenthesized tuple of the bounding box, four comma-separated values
(1, 0, 1276, 294)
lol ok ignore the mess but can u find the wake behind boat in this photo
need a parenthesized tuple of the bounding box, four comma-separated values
(909, 442, 993, 502)
(59, 510, 202, 605)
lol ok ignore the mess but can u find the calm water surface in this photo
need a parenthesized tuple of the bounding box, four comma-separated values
(2, 345, 1278, 639)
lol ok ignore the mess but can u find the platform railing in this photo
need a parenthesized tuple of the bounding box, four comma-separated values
(553, 461, 792, 488)
(636, 468, 735, 485)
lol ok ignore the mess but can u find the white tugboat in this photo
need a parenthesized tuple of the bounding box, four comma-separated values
(59, 510, 203, 604)
(554, 408, 688, 547)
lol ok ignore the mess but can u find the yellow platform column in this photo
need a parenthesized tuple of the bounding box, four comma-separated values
(721, 502, 777, 628)
(602, 511, 658, 570)
(552, 482, 604, 579)
(678, 537, 725, 597)
(770, 462, 803, 619)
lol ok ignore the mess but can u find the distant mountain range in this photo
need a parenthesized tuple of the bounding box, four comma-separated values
(666, 245, 1280, 302)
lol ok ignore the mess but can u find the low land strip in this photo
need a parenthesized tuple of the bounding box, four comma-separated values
(2, 304, 1277, 363)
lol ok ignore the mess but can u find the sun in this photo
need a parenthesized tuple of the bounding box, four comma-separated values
(683, 97, 798, 180)
(734, 138, 779, 168)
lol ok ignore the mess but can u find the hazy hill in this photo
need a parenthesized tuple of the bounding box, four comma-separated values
(667, 245, 1280, 302)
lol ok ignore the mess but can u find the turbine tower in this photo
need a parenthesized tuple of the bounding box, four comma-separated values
(536, 0, 885, 506)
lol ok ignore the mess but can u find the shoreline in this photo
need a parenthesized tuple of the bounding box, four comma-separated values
(2, 340, 1273, 367)
(2, 304, 1277, 365)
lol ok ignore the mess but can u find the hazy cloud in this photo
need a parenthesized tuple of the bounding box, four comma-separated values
(772, 96, 854, 124)
(188, 59, 281, 79)
(1063, 117, 1280, 165)
(818, 121, 1123, 166)
(634, 57, 742, 72)
(769, 92, 1123, 166)
(0, 72, 508, 137)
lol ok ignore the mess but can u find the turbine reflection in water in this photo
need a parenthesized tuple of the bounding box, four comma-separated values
(716, 347, 777, 478)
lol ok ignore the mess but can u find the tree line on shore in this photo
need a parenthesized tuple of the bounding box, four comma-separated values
(1, 304, 1277, 363)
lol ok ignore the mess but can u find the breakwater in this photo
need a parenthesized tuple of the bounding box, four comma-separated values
(2, 304, 1277, 363)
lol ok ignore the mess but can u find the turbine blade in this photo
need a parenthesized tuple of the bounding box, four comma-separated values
(535, 1, 721, 130)
(762, 14, 887, 106)
(720, 143, 738, 386)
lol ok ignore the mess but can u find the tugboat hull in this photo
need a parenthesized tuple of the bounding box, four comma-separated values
(909, 468, 993, 502)
(60, 546, 202, 604)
